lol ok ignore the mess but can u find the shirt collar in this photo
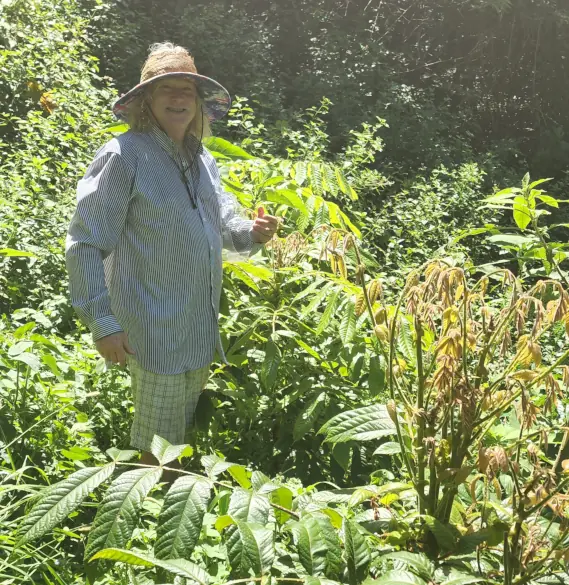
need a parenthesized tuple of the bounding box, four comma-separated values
(148, 124, 203, 160)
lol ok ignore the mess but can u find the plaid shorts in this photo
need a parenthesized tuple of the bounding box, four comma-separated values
(126, 356, 210, 451)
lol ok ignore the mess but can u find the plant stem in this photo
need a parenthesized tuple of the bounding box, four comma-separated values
(553, 428, 569, 475)
(415, 315, 426, 515)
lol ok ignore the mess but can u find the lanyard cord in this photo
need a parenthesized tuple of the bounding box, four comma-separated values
(144, 100, 205, 209)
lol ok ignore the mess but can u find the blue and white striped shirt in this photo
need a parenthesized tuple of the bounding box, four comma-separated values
(65, 126, 258, 374)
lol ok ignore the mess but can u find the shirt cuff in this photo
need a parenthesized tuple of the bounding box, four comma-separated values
(89, 315, 123, 342)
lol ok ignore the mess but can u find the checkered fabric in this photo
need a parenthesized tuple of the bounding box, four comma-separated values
(127, 355, 210, 451)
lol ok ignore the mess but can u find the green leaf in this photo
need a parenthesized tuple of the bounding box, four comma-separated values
(323, 164, 339, 196)
(310, 163, 324, 196)
(84, 468, 162, 566)
(370, 570, 427, 585)
(343, 518, 370, 585)
(440, 575, 484, 585)
(535, 194, 559, 208)
(12, 352, 41, 371)
(484, 188, 518, 202)
(225, 263, 259, 291)
(270, 487, 294, 524)
(250, 471, 275, 492)
(61, 446, 91, 461)
(201, 454, 234, 479)
(398, 318, 416, 366)
(155, 476, 212, 560)
(332, 443, 352, 471)
(380, 552, 435, 581)
(368, 356, 385, 397)
(301, 282, 334, 317)
(305, 578, 342, 585)
(265, 188, 308, 215)
(228, 262, 273, 282)
(15, 464, 115, 547)
(295, 339, 322, 361)
(291, 514, 343, 579)
(228, 465, 252, 489)
(260, 339, 281, 391)
(8, 341, 33, 357)
(90, 548, 210, 584)
(528, 178, 553, 189)
(94, 122, 130, 136)
(339, 209, 361, 238)
(373, 442, 401, 456)
(106, 448, 138, 463)
(319, 404, 396, 443)
(316, 288, 341, 335)
(294, 161, 308, 185)
(228, 488, 271, 524)
(225, 521, 275, 577)
(204, 137, 255, 160)
(339, 299, 357, 345)
(150, 435, 192, 465)
(42, 353, 61, 377)
(293, 392, 326, 442)
(0, 248, 36, 257)
(334, 168, 350, 196)
(487, 234, 536, 247)
(423, 516, 457, 552)
(513, 196, 532, 230)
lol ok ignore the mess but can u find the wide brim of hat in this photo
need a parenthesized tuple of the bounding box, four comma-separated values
(112, 71, 232, 122)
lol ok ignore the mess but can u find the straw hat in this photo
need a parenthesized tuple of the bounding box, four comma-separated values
(112, 44, 231, 122)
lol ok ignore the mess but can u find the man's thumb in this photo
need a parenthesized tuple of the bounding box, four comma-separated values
(124, 340, 136, 355)
(257, 206, 265, 218)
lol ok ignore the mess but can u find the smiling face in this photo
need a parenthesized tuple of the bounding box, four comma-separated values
(148, 77, 198, 144)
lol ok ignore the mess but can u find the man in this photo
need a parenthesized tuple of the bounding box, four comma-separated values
(65, 42, 278, 465)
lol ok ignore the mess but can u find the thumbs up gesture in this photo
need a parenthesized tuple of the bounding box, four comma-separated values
(251, 206, 279, 244)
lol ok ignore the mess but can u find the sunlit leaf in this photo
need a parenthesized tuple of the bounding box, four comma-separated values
(16, 464, 115, 547)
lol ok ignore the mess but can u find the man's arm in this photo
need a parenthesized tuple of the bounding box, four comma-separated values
(65, 147, 133, 341)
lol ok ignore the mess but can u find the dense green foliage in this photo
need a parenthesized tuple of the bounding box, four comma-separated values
(1, 0, 569, 584)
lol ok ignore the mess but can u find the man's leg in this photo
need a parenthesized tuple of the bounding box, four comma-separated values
(129, 357, 187, 474)
(184, 364, 210, 436)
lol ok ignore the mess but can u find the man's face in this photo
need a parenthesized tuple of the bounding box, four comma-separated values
(149, 78, 198, 137)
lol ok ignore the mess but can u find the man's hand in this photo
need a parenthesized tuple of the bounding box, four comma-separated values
(95, 331, 135, 368)
(252, 206, 279, 244)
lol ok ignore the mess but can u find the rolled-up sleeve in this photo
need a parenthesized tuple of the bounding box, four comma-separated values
(65, 148, 134, 341)
(217, 188, 262, 256)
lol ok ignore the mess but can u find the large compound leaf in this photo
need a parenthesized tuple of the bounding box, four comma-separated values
(343, 518, 370, 585)
(319, 404, 396, 443)
(90, 548, 210, 584)
(84, 468, 162, 567)
(228, 487, 271, 524)
(225, 521, 275, 577)
(16, 463, 115, 546)
(155, 476, 212, 560)
(291, 514, 343, 579)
